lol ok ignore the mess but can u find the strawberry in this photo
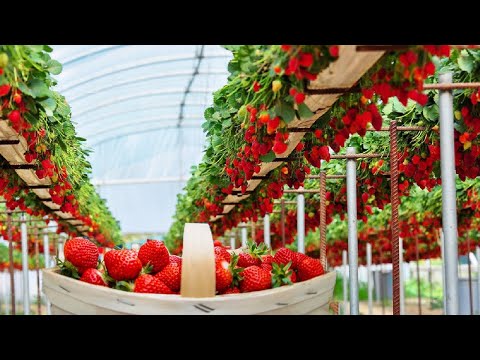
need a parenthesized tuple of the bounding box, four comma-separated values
(291, 271, 297, 283)
(61, 237, 99, 277)
(213, 240, 223, 247)
(214, 246, 231, 263)
(261, 254, 274, 264)
(155, 261, 181, 292)
(295, 252, 308, 268)
(169, 255, 182, 266)
(240, 266, 271, 293)
(297, 257, 324, 281)
(134, 274, 173, 294)
(271, 262, 295, 288)
(222, 287, 240, 295)
(138, 239, 170, 273)
(104, 249, 142, 281)
(273, 247, 297, 268)
(237, 252, 261, 267)
(215, 258, 232, 292)
(260, 263, 273, 272)
(79, 268, 108, 287)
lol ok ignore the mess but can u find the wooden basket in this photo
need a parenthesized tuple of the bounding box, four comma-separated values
(42, 223, 336, 315)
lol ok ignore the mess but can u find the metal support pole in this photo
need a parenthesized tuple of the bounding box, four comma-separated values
(7, 211, 15, 315)
(297, 187, 305, 254)
(280, 199, 286, 247)
(319, 171, 327, 269)
(390, 120, 401, 315)
(346, 146, 359, 315)
(34, 228, 41, 315)
(477, 247, 480, 315)
(367, 243, 373, 315)
(230, 233, 236, 250)
(20, 213, 30, 315)
(439, 72, 459, 315)
(342, 250, 348, 315)
(440, 229, 447, 313)
(263, 214, 271, 248)
(58, 235, 65, 261)
(466, 235, 473, 315)
(399, 237, 405, 315)
(43, 229, 50, 268)
(241, 224, 247, 248)
(415, 236, 422, 315)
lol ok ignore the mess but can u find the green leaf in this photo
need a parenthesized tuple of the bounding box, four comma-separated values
(28, 79, 51, 98)
(457, 50, 474, 73)
(222, 119, 232, 129)
(422, 104, 439, 122)
(40, 97, 57, 117)
(43, 45, 53, 53)
(17, 82, 33, 97)
(23, 112, 39, 126)
(260, 150, 276, 163)
(46, 59, 62, 75)
(275, 100, 295, 123)
(297, 103, 314, 119)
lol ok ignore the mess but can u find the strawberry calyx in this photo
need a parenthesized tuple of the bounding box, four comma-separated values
(271, 261, 294, 288)
(56, 257, 80, 279)
(229, 253, 243, 288)
(245, 241, 270, 261)
(115, 280, 134, 292)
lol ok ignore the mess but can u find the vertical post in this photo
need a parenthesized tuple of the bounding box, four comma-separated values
(367, 243, 373, 315)
(466, 235, 473, 315)
(390, 120, 401, 315)
(399, 237, 405, 315)
(230, 233, 236, 250)
(58, 234, 65, 261)
(20, 213, 30, 315)
(297, 188, 305, 254)
(342, 250, 348, 315)
(251, 221, 256, 243)
(34, 228, 41, 315)
(43, 229, 50, 268)
(439, 72, 459, 315)
(415, 236, 422, 315)
(241, 224, 247, 248)
(476, 247, 480, 315)
(263, 214, 271, 248)
(427, 259, 433, 306)
(440, 229, 447, 313)
(280, 199, 286, 247)
(346, 146, 359, 315)
(7, 211, 15, 315)
(319, 171, 327, 269)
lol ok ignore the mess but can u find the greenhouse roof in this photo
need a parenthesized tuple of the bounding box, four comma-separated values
(51, 45, 232, 234)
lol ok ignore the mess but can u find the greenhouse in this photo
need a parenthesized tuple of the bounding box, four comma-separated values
(0, 44, 479, 315)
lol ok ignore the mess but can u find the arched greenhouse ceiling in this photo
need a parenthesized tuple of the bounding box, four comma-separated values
(51, 45, 232, 234)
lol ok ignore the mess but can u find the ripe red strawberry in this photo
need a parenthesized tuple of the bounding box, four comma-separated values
(104, 249, 142, 281)
(214, 246, 231, 263)
(237, 252, 261, 267)
(63, 237, 99, 275)
(222, 287, 240, 295)
(261, 254, 274, 264)
(79, 268, 108, 287)
(169, 255, 182, 266)
(273, 247, 297, 268)
(134, 274, 173, 294)
(213, 240, 223, 247)
(261, 263, 273, 272)
(297, 257, 324, 281)
(239, 266, 272, 293)
(155, 262, 181, 292)
(138, 239, 170, 273)
(295, 252, 308, 268)
(291, 271, 297, 283)
(215, 258, 233, 292)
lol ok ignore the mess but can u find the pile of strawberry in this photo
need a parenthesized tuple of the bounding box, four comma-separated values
(58, 237, 325, 295)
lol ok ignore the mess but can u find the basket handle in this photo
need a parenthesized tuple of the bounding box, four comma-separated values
(180, 223, 216, 298)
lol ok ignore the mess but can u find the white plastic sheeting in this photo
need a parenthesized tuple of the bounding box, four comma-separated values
(51, 45, 232, 233)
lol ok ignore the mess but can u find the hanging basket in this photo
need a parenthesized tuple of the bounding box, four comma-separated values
(42, 223, 336, 315)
